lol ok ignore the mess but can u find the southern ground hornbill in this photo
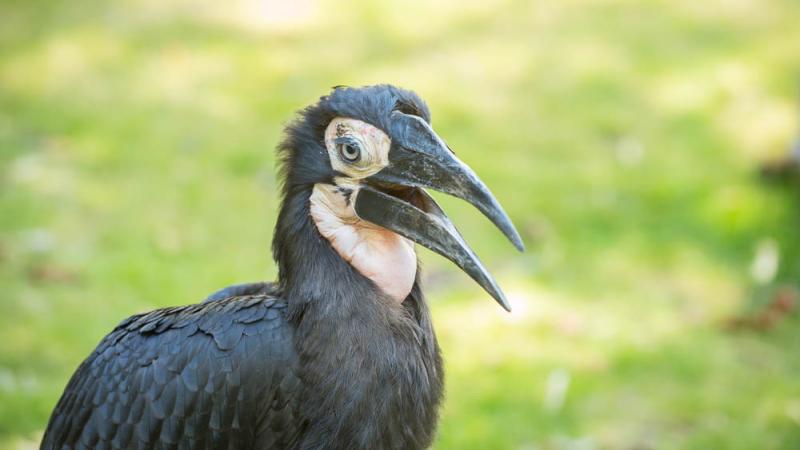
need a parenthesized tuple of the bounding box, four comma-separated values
(41, 84, 524, 450)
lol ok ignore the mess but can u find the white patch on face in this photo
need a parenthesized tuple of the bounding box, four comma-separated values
(310, 117, 416, 303)
(324, 117, 391, 178)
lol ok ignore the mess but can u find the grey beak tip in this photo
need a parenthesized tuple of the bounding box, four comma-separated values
(501, 225, 524, 252)
(492, 207, 524, 252)
(490, 286, 512, 312)
(512, 235, 525, 252)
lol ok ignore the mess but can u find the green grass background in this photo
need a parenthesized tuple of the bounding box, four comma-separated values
(2, 0, 800, 448)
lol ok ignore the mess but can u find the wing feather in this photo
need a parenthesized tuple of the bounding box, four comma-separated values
(41, 294, 302, 450)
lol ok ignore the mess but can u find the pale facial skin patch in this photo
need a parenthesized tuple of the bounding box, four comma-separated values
(310, 117, 417, 302)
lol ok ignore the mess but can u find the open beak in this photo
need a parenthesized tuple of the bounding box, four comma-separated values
(353, 111, 523, 311)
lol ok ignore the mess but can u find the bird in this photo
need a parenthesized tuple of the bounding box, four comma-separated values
(41, 84, 524, 450)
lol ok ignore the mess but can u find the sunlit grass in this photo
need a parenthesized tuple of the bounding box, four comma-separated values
(2, 0, 800, 448)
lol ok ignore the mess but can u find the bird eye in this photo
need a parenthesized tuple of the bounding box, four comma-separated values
(337, 142, 361, 163)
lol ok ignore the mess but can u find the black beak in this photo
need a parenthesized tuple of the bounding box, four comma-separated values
(353, 111, 523, 311)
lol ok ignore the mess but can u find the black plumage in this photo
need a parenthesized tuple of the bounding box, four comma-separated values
(42, 84, 521, 450)
(43, 295, 303, 449)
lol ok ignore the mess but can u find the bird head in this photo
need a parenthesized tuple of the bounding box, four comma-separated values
(278, 85, 523, 311)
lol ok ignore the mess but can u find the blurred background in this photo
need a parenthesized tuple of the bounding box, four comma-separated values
(2, 0, 800, 448)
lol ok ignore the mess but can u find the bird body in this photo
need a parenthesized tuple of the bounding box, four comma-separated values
(43, 279, 441, 449)
(42, 85, 521, 450)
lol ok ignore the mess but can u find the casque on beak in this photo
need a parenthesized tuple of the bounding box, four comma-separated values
(353, 111, 523, 311)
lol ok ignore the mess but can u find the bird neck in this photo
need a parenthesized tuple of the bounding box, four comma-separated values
(272, 183, 444, 449)
(309, 183, 417, 303)
(273, 184, 419, 312)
